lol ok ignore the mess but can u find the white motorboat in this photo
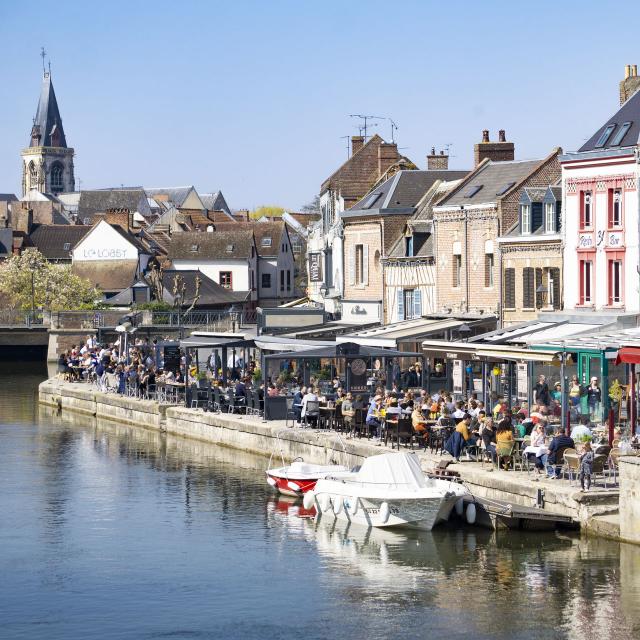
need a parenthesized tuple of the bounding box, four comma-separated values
(266, 459, 350, 497)
(303, 452, 468, 531)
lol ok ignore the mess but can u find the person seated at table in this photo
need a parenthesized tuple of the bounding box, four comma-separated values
(492, 396, 508, 420)
(341, 393, 355, 430)
(456, 413, 478, 459)
(541, 427, 575, 478)
(411, 405, 429, 440)
(452, 401, 466, 420)
(385, 399, 401, 421)
(514, 413, 527, 438)
(401, 391, 414, 413)
(366, 396, 384, 441)
(335, 388, 346, 404)
(267, 383, 280, 398)
(301, 387, 319, 426)
(293, 386, 306, 424)
(437, 406, 453, 426)
(496, 418, 515, 469)
(481, 418, 497, 462)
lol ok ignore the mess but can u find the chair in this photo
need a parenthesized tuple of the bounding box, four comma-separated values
(191, 386, 210, 410)
(591, 454, 609, 488)
(562, 449, 579, 484)
(495, 442, 515, 470)
(394, 417, 415, 450)
(227, 394, 246, 415)
(334, 403, 344, 432)
(213, 387, 226, 413)
(608, 448, 621, 483)
(351, 408, 366, 438)
(547, 446, 569, 479)
(302, 400, 319, 428)
(285, 397, 297, 427)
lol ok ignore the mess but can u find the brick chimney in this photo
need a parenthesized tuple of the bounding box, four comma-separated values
(104, 207, 132, 232)
(14, 203, 33, 234)
(620, 64, 640, 105)
(351, 135, 364, 155)
(474, 129, 515, 166)
(378, 142, 399, 178)
(427, 147, 449, 170)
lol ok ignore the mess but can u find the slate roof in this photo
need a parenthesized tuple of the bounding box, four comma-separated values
(30, 73, 67, 148)
(200, 191, 231, 214)
(521, 187, 547, 202)
(72, 260, 138, 292)
(145, 187, 199, 209)
(167, 230, 255, 261)
(29, 224, 89, 260)
(0, 229, 13, 258)
(77, 189, 149, 222)
(579, 88, 640, 152)
(0, 194, 18, 203)
(252, 221, 287, 257)
(161, 269, 237, 307)
(436, 159, 541, 207)
(349, 170, 469, 213)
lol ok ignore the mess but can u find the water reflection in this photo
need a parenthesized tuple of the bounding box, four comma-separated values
(0, 380, 638, 639)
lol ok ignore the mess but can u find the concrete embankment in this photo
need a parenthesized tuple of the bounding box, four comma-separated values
(40, 378, 632, 540)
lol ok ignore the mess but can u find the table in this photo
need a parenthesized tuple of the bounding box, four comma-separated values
(318, 406, 336, 430)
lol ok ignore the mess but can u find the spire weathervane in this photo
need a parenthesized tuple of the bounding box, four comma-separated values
(40, 47, 47, 75)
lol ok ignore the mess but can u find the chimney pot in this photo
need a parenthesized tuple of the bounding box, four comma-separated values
(625, 64, 631, 79)
(440, 150, 444, 155)
(633, 64, 638, 77)
(431, 146, 436, 154)
(482, 130, 490, 143)
(498, 129, 506, 142)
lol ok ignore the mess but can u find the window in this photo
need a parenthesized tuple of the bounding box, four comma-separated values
(286, 270, 291, 291)
(496, 182, 516, 196)
(261, 273, 271, 289)
(608, 259, 623, 305)
(465, 185, 483, 198)
(595, 124, 616, 148)
(291, 235, 303, 253)
(484, 253, 494, 287)
(280, 269, 285, 291)
(190, 244, 199, 252)
(398, 289, 422, 320)
(521, 204, 531, 234)
(544, 202, 555, 233)
(219, 271, 232, 289)
(63, 242, 71, 251)
(226, 244, 234, 253)
(50, 164, 64, 191)
(535, 268, 543, 309)
(610, 121, 632, 146)
(261, 237, 272, 247)
(453, 255, 462, 287)
(362, 192, 382, 209)
(580, 191, 592, 229)
(28, 161, 37, 186)
(405, 236, 414, 257)
(522, 267, 535, 308)
(353, 244, 368, 286)
(609, 189, 622, 227)
(579, 260, 593, 304)
(504, 268, 515, 308)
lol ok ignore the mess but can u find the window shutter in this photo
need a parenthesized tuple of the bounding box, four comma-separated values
(608, 189, 613, 228)
(532, 202, 543, 232)
(523, 267, 534, 308)
(363, 245, 369, 285)
(349, 245, 355, 286)
(413, 289, 422, 318)
(535, 268, 543, 308)
(397, 290, 405, 321)
(504, 268, 515, 308)
(579, 191, 584, 228)
(550, 268, 561, 309)
(484, 254, 491, 288)
(555, 201, 562, 233)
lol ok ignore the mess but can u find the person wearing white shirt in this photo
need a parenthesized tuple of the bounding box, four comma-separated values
(301, 388, 319, 424)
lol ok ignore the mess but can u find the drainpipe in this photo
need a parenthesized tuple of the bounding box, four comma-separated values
(462, 206, 469, 312)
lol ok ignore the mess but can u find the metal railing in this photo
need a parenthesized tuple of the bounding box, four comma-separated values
(0, 310, 45, 327)
(151, 310, 257, 328)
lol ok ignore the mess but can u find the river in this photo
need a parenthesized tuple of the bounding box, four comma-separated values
(1, 364, 639, 640)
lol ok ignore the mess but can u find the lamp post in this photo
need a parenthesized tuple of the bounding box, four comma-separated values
(458, 324, 472, 398)
(230, 306, 240, 333)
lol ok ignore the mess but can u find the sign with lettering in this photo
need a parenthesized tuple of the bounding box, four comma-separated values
(452, 360, 463, 395)
(517, 363, 528, 402)
(607, 232, 623, 248)
(578, 234, 594, 249)
(309, 253, 323, 282)
(82, 247, 130, 259)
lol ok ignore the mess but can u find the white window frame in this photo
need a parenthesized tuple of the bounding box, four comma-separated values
(521, 204, 531, 235)
(544, 202, 555, 233)
(612, 190, 622, 228)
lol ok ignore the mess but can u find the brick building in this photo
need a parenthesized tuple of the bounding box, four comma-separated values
(432, 131, 560, 321)
(341, 168, 467, 324)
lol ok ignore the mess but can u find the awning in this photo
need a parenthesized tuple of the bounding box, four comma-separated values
(254, 335, 335, 352)
(477, 348, 556, 363)
(179, 336, 253, 349)
(615, 346, 640, 365)
(422, 339, 557, 363)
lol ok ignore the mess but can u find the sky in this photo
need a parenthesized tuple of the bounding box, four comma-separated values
(1, 0, 639, 210)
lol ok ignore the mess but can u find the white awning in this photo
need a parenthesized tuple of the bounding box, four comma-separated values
(254, 335, 335, 352)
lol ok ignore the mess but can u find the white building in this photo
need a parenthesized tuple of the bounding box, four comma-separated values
(253, 221, 296, 306)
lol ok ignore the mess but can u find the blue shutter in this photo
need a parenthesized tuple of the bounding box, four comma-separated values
(413, 289, 422, 318)
(397, 290, 405, 321)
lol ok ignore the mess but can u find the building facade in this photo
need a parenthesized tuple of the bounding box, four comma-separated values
(22, 71, 75, 196)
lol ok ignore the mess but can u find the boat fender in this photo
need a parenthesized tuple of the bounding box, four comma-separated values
(319, 495, 333, 513)
(333, 496, 343, 515)
(266, 476, 277, 488)
(286, 481, 301, 493)
(379, 502, 390, 524)
(348, 496, 359, 515)
(303, 491, 316, 510)
(466, 503, 477, 525)
(455, 499, 464, 517)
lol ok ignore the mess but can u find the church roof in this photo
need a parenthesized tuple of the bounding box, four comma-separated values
(30, 72, 67, 148)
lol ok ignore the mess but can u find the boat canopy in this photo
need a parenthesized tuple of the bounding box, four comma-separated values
(356, 453, 427, 489)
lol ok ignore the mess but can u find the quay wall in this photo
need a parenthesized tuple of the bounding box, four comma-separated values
(619, 457, 640, 544)
(39, 379, 623, 535)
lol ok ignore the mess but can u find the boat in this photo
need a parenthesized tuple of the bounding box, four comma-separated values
(266, 459, 350, 497)
(303, 452, 469, 531)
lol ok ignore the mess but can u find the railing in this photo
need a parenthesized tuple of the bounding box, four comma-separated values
(151, 310, 257, 328)
(0, 310, 45, 327)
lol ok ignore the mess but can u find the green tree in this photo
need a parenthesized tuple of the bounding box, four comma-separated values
(249, 205, 285, 220)
(301, 194, 320, 215)
(0, 249, 100, 310)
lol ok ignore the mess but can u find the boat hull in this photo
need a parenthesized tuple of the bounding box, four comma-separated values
(266, 473, 319, 497)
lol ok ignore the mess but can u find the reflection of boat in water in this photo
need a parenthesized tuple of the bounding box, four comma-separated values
(305, 452, 468, 530)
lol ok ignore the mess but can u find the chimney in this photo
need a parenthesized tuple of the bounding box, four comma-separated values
(378, 142, 399, 178)
(474, 129, 515, 166)
(105, 207, 132, 232)
(14, 203, 33, 234)
(427, 147, 449, 170)
(351, 135, 364, 155)
(620, 64, 640, 105)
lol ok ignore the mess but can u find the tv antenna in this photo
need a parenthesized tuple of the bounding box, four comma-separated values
(388, 118, 399, 144)
(339, 135, 350, 159)
(349, 114, 384, 141)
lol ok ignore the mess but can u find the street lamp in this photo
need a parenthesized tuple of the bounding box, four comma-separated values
(536, 283, 548, 310)
(230, 305, 240, 333)
(458, 323, 471, 342)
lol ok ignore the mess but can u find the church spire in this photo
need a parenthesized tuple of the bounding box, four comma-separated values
(30, 56, 67, 148)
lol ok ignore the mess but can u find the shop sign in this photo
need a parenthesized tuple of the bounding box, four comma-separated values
(578, 234, 594, 249)
(309, 253, 323, 282)
(607, 232, 623, 248)
(517, 363, 528, 402)
(452, 360, 463, 395)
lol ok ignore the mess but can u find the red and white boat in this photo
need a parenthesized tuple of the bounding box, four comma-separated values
(266, 459, 350, 497)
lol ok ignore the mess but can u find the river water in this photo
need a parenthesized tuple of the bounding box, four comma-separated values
(1, 365, 640, 640)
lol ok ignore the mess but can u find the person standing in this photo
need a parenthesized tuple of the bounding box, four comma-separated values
(579, 442, 594, 491)
(534, 375, 551, 408)
(587, 377, 601, 421)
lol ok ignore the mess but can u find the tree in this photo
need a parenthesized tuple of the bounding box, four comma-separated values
(301, 194, 321, 215)
(0, 249, 100, 311)
(249, 205, 285, 220)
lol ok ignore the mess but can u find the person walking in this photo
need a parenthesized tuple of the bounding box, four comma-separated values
(579, 442, 594, 491)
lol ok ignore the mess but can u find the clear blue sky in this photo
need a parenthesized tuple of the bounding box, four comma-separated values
(1, 0, 638, 210)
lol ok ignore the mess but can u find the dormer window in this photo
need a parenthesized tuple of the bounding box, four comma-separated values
(521, 204, 531, 235)
(595, 124, 616, 148)
(544, 203, 555, 233)
(405, 236, 414, 257)
(261, 237, 272, 247)
(63, 242, 71, 251)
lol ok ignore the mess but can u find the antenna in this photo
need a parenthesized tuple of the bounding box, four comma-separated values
(388, 118, 399, 144)
(349, 114, 385, 141)
(40, 47, 47, 74)
(339, 135, 350, 159)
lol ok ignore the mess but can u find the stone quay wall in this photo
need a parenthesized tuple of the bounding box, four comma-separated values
(619, 457, 640, 545)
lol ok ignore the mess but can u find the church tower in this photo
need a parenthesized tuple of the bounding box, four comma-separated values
(21, 68, 75, 197)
